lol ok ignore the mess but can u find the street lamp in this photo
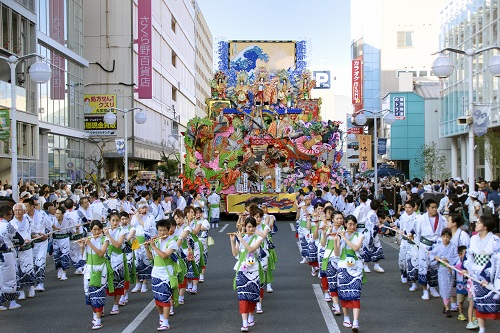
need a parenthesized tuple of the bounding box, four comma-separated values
(432, 47, 500, 192)
(0, 53, 52, 200)
(103, 107, 147, 193)
(351, 109, 396, 198)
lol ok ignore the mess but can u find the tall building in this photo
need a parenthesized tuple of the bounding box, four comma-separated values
(349, 0, 450, 178)
(193, 0, 213, 118)
(0, 0, 88, 185)
(83, 0, 212, 181)
(438, 0, 500, 179)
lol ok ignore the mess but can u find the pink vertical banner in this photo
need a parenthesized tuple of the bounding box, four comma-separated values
(49, 0, 65, 100)
(138, 0, 152, 99)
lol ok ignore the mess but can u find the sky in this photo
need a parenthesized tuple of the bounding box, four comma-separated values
(196, 0, 352, 70)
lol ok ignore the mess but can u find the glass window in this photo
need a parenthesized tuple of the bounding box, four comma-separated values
(397, 31, 414, 48)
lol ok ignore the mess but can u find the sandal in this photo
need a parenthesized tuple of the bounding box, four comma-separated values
(110, 309, 120, 315)
(256, 309, 263, 314)
(240, 327, 249, 332)
(118, 301, 126, 306)
(445, 310, 452, 318)
(92, 323, 103, 330)
(333, 310, 341, 316)
(343, 321, 352, 328)
(157, 324, 170, 331)
(248, 320, 255, 327)
(178, 299, 184, 305)
(352, 325, 359, 332)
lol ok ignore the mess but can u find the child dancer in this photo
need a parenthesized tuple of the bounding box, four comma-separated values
(119, 211, 136, 306)
(320, 208, 343, 315)
(229, 217, 264, 332)
(79, 220, 111, 330)
(431, 228, 459, 317)
(104, 211, 127, 315)
(194, 207, 210, 283)
(253, 207, 271, 314)
(334, 215, 364, 332)
(144, 218, 179, 331)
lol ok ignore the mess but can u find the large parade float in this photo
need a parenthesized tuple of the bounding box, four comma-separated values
(180, 40, 344, 213)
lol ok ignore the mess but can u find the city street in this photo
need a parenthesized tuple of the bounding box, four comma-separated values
(1, 218, 497, 333)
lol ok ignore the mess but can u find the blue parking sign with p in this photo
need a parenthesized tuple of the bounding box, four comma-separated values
(313, 71, 331, 89)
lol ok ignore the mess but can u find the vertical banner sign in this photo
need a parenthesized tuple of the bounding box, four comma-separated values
(138, 0, 152, 99)
(358, 134, 372, 169)
(473, 105, 490, 137)
(378, 138, 387, 155)
(275, 167, 281, 192)
(115, 139, 125, 156)
(352, 59, 363, 105)
(49, 0, 65, 100)
(394, 96, 406, 120)
(0, 109, 10, 142)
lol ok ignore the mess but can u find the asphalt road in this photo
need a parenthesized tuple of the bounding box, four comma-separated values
(1, 218, 499, 333)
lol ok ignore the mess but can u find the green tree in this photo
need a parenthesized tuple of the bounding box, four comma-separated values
(415, 141, 449, 180)
(476, 131, 500, 180)
(159, 152, 180, 180)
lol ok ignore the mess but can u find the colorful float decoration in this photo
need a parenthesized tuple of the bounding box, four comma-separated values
(180, 40, 344, 212)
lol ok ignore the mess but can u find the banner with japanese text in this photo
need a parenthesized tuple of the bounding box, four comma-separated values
(138, 0, 152, 99)
(352, 58, 363, 105)
(49, 0, 65, 100)
(358, 134, 372, 169)
(84, 94, 117, 136)
(0, 109, 10, 142)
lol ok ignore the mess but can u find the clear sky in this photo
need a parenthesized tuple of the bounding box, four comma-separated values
(196, 0, 351, 70)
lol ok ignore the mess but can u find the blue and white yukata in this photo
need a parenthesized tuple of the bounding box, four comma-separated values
(0, 219, 24, 303)
(151, 236, 179, 307)
(430, 241, 459, 300)
(131, 213, 155, 281)
(415, 212, 447, 287)
(463, 232, 500, 320)
(397, 212, 418, 281)
(52, 215, 72, 272)
(11, 216, 35, 290)
(234, 234, 263, 313)
(337, 232, 364, 309)
(361, 210, 384, 263)
(83, 236, 112, 312)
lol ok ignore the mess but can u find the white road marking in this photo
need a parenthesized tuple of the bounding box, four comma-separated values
(219, 224, 229, 232)
(121, 299, 155, 333)
(290, 222, 296, 231)
(312, 284, 342, 333)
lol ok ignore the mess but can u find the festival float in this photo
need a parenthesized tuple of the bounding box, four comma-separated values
(180, 40, 344, 213)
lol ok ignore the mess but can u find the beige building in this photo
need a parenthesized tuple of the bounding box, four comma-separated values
(194, 0, 213, 118)
(83, 0, 212, 180)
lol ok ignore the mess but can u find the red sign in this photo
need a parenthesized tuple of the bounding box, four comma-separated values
(347, 127, 363, 135)
(352, 58, 363, 105)
(137, 0, 152, 99)
(49, 0, 65, 100)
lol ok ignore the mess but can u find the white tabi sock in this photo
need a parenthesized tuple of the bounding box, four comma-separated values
(478, 328, 485, 333)
(162, 319, 169, 327)
(94, 318, 101, 325)
(187, 282, 193, 290)
(192, 284, 197, 292)
(353, 319, 359, 326)
(93, 312, 97, 320)
(242, 319, 248, 327)
(333, 303, 340, 311)
(112, 304, 119, 311)
(248, 314, 254, 322)
(256, 302, 262, 311)
(344, 316, 350, 323)
(178, 295, 184, 302)
(159, 314, 164, 321)
(451, 302, 457, 308)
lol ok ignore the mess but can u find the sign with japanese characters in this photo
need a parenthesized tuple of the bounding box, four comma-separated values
(0, 109, 10, 142)
(352, 59, 363, 105)
(84, 94, 117, 136)
(137, 0, 152, 99)
(393, 96, 406, 120)
(358, 134, 372, 169)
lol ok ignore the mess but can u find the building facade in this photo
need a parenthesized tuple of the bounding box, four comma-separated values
(0, 0, 88, 185)
(83, 0, 212, 181)
(349, 0, 450, 178)
(438, 0, 500, 179)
